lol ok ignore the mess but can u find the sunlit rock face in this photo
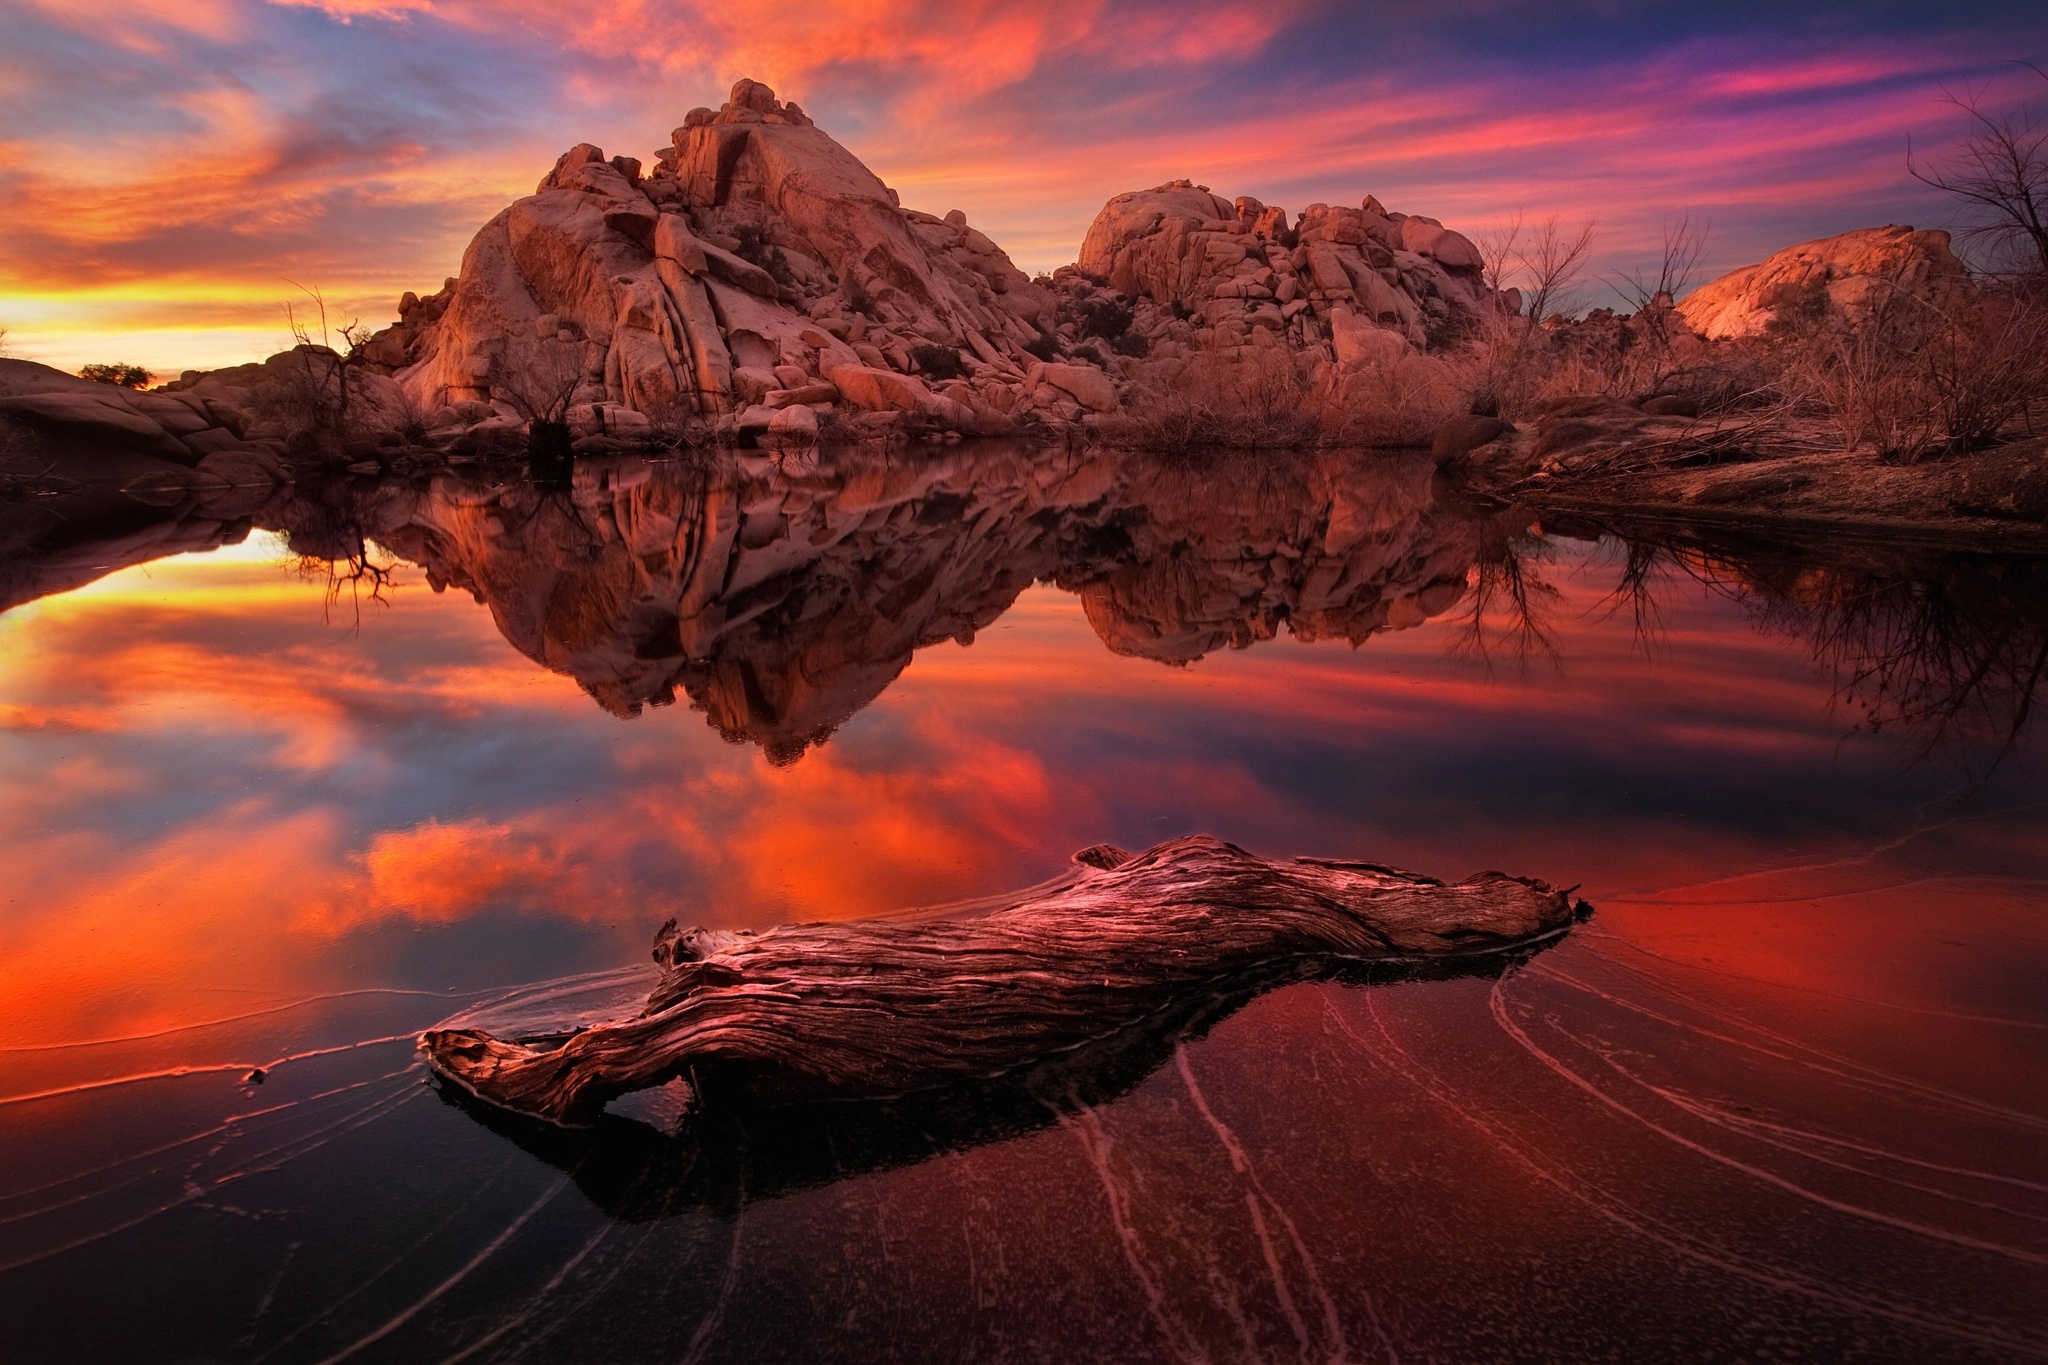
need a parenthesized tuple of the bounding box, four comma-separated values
(302, 446, 1484, 759)
(1676, 226, 1973, 340)
(1075, 183, 1496, 359)
(393, 79, 1054, 435)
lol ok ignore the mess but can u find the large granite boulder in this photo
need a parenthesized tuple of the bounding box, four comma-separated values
(395, 80, 1057, 433)
(1676, 226, 1974, 340)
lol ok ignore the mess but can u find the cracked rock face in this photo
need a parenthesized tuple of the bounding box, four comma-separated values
(1676, 226, 1973, 340)
(1076, 181, 1500, 359)
(393, 80, 1056, 434)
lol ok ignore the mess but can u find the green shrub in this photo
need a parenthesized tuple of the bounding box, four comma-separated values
(79, 363, 152, 388)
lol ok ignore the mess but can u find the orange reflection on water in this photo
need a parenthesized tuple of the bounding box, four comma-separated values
(0, 524, 2041, 1085)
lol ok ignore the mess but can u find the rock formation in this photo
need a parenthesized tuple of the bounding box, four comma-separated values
(1676, 226, 1973, 340)
(383, 79, 1057, 441)
(1070, 182, 1495, 367)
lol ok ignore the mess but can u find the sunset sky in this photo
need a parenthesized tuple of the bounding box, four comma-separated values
(1, 0, 2041, 373)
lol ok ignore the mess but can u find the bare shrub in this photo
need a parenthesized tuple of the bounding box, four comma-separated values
(250, 284, 386, 454)
(640, 389, 713, 449)
(1108, 351, 1316, 450)
(1463, 214, 1600, 418)
(1910, 63, 2048, 281)
(1322, 353, 1465, 446)
(1767, 276, 2048, 460)
(489, 339, 582, 459)
(1106, 347, 1461, 451)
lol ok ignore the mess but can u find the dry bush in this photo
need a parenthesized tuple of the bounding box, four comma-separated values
(1765, 280, 2048, 461)
(639, 390, 713, 449)
(1320, 352, 1465, 445)
(1107, 350, 1319, 450)
(1105, 345, 1464, 451)
(248, 346, 364, 452)
(488, 340, 582, 460)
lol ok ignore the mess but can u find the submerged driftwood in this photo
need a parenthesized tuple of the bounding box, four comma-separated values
(421, 835, 1583, 1126)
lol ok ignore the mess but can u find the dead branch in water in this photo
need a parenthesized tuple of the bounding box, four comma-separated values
(421, 835, 1585, 1127)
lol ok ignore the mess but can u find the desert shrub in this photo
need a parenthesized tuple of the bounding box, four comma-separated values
(733, 224, 795, 287)
(909, 344, 968, 380)
(639, 390, 711, 449)
(1766, 280, 2048, 461)
(1022, 333, 1061, 362)
(1074, 299, 1134, 341)
(79, 363, 152, 388)
(488, 339, 584, 460)
(1111, 332, 1151, 358)
(1323, 353, 1466, 447)
(1106, 345, 1465, 453)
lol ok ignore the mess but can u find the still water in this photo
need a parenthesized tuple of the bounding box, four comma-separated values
(0, 444, 2043, 1362)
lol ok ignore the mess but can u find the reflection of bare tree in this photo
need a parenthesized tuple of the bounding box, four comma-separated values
(1600, 520, 2048, 763)
(1742, 558, 2048, 763)
(1448, 520, 1563, 670)
(278, 485, 399, 627)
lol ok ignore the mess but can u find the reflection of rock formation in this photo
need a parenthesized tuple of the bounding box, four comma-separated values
(9, 446, 2048, 763)
(294, 445, 1484, 759)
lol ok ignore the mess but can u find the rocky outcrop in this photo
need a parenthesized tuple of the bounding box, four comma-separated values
(1070, 182, 1496, 364)
(1676, 226, 1973, 340)
(388, 79, 1057, 439)
(1, 359, 237, 465)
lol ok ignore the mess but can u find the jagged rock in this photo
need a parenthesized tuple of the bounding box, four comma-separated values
(1073, 181, 1499, 367)
(1676, 226, 1973, 340)
(393, 79, 1056, 435)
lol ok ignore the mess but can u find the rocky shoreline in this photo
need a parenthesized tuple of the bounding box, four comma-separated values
(2, 76, 2041, 549)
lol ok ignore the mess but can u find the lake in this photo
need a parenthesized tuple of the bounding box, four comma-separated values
(1, 442, 2043, 1362)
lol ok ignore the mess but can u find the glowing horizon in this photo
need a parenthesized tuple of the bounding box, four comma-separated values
(0, 0, 2041, 375)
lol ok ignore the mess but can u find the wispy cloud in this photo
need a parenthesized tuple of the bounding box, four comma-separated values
(0, 0, 2039, 369)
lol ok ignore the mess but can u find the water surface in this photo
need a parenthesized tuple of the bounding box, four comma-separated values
(1, 444, 2043, 1362)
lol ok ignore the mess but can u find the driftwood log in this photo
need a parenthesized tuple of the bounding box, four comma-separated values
(421, 836, 1582, 1126)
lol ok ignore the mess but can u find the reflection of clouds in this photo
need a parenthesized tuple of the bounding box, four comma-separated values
(3, 512, 2045, 1067)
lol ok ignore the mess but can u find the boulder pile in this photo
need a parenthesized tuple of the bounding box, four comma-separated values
(1066, 181, 1496, 370)
(2, 76, 1988, 460)
(366, 82, 1506, 441)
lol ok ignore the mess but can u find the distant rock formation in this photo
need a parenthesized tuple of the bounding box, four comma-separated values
(387, 79, 1056, 441)
(1073, 182, 1494, 365)
(1677, 226, 1973, 340)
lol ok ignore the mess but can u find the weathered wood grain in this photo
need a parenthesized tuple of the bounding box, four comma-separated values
(421, 835, 1583, 1126)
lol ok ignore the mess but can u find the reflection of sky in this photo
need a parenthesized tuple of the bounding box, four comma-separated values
(2, 531, 2042, 1062)
(5, 529, 2046, 1362)
(2, 1, 2042, 370)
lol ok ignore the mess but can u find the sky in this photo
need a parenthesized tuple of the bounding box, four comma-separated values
(0, 0, 2042, 373)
